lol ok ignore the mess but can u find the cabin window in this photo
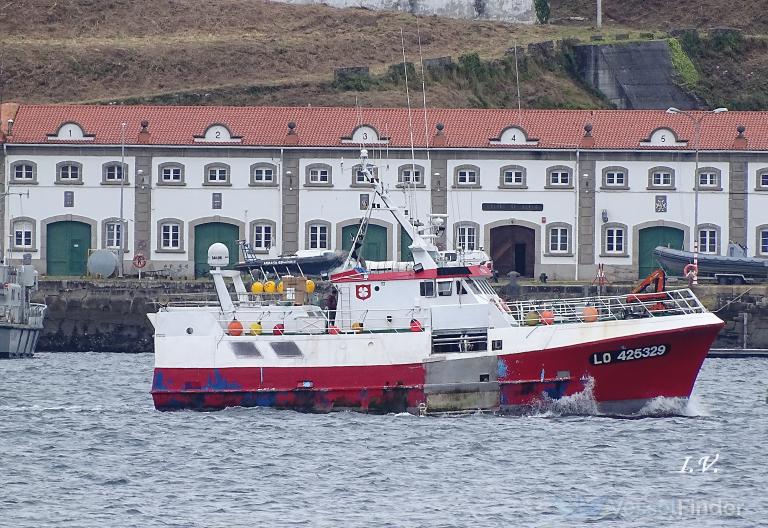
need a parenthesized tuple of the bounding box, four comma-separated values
(419, 281, 435, 297)
(437, 281, 452, 297)
(456, 280, 468, 295)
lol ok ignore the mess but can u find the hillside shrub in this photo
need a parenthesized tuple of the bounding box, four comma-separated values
(534, 0, 550, 24)
(668, 38, 700, 88)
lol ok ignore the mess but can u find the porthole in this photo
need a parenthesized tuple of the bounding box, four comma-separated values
(186, 327, 194, 335)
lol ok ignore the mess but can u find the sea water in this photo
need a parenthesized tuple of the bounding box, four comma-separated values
(1, 353, 766, 527)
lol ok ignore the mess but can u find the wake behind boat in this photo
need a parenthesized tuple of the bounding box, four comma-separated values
(148, 150, 724, 416)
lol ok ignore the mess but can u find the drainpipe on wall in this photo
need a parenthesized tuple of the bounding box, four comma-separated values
(574, 148, 580, 281)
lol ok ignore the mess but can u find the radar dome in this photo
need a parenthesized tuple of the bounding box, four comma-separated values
(207, 243, 229, 267)
(87, 249, 118, 278)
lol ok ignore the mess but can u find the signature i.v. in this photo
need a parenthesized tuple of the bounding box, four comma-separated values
(680, 453, 720, 473)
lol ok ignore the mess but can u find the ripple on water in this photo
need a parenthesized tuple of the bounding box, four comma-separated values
(0, 353, 766, 528)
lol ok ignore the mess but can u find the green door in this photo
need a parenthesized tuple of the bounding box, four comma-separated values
(194, 222, 239, 277)
(342, 224, 387, 262)
(47, 221, 91, 276)
(638, 226, 684, 278)
(400, 228, 413, 262)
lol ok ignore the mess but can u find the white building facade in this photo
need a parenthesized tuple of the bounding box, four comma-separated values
(1, 104, 766, 280)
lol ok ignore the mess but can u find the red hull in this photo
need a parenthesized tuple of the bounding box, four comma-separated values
(152, 322, 723, 414)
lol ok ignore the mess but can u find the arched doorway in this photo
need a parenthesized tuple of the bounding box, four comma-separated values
(490, 225, 535, 277)
(46, 221, 91, 276)
(194, 222, 239, 277)
(638, 226, 684, 278)
(341, 224, 387, 262)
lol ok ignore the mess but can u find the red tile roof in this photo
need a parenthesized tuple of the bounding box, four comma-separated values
(3, 104, 767, 151)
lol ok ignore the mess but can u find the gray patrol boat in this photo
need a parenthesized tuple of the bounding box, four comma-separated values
(0, 260, 46, 359)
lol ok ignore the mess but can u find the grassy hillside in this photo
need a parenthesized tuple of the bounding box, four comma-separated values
(1, 1, 767, 109)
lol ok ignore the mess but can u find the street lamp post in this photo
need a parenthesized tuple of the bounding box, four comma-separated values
(666, 107, 728, 285)
(118, 122, 126, 278)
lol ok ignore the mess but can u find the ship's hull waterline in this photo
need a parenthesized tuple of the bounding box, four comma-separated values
(151, 316, 723, 415)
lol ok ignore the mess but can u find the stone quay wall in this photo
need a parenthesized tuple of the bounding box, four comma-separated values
(32, 280, 768, 353)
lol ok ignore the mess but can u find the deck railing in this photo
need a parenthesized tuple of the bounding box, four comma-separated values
(505, 288, 706, 325)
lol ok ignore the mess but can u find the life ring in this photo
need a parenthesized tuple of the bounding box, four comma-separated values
(683, 263, 698, 276)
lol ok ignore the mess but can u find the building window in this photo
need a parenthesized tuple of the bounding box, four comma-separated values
(11, 161, 36, 183)
(606, 228, 624, 253)
(755, 169, 768, 190)
(250, 163, 278, 186)
(105, 222, 122, 249)
(305, 164, 333, 187)
(549, 228, 568, 253)
(545, 166, 573, 189)
(56, 161, 83, 184)
(253, 224, 273, 250)
(544, 223, 572, 256)
(208, 167, 228, 183)
(158, 163, 185, 185)
(351, 164, 377, 187)
(499, 165, 526, 188)
(310, 168, 329, 183)
(699, 229, 717, 254)
(601, 223, 628, 257)
(157, 219, 184, 252)
(760, 228, 768, 255)
(647, 166, 675, 190)
(13, 221, 33, 249)
(203, 163, 231, 186)
(697, 167, 721, 189)
(398, 164, 424, 187)
(455, 224, 478, 251)
(308, 223, 329, 249)
(161, 223, 180, 250)
(101, 162, 128, 185)
(601, 166, 629, 189)
(457, 169, 477, 185)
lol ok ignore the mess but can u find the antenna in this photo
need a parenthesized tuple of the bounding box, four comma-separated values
(416, 18, 430, 159)
(401, 28, 418, 224)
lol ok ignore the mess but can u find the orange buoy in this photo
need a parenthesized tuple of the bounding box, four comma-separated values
(273, 323, 285, 335)
(583, 306, 599, 322)
(410, 319, 423, 332)
(228, 319, 244, 336)
(328, 325, 340, 335)
(540, 310, 555, 325)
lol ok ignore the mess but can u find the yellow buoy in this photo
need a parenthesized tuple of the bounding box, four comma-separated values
(249, 322, 262, 336)
(351, 322, 364, 334)
(250, 282, 264, 295)
(525, 311, 539, 326)
(264, 280, 276, 293)
(306, 279, 316, 294)
(277, 281, 284, 294)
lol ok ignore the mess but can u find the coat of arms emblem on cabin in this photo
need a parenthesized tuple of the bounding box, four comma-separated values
(356, 284, 372, 300)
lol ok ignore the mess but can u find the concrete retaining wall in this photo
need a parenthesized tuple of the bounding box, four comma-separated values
(270, 0, 534, 23)
(572, 40, 699, 110)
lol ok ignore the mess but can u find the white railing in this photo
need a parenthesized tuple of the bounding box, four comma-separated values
(217, 306, 432, 336)
(505, 289, 706, 325)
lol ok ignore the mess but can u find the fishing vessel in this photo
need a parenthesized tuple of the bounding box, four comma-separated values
(149, 150, 724, 415)
(0, 259, 46, 359)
